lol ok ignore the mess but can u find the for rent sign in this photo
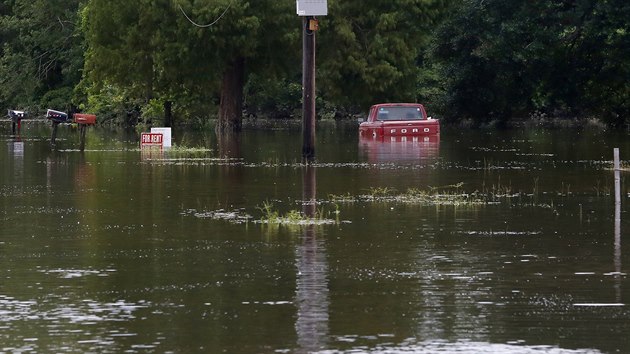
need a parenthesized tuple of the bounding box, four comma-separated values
(141, 133, 163, 147)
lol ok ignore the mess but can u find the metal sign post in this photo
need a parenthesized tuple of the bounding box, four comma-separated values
(297, 0, 327, 162)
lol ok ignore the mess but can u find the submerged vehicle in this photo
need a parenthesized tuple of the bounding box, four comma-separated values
(359, 103, 439, 139)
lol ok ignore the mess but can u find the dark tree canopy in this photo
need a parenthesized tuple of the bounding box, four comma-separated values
(0, 0, 83, 112)
(319, 0, 451, 109)
(81, 0, 297, 128)
(432, 0, 630, 126)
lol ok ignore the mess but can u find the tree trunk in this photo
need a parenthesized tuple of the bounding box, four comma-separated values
(164, 100, 173, 127)
(217, 130, 242, 159)
(216, 57, 245, 134)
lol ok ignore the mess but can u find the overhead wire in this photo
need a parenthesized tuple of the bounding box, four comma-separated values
(178, 0, 234, 28)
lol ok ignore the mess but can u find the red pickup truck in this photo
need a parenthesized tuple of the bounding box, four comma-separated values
(359, 103, 440, 139)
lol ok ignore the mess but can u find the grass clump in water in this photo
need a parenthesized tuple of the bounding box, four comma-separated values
(329, 183, 487, 206)
(165, 145, 214, 157)
(256, 201, 340, 226)
(400, 184, 486, 206)
(366, 187, 397, 199)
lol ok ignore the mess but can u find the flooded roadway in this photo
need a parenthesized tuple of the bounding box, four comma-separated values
(1, 122, 629, 353)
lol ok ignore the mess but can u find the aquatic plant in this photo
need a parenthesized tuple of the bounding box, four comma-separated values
(532, 177, 540, 198)
(331, 184, 487, 206)
(428, 182, 465, 192)
(256, 201, 339, 226)
(366, 187, 397, 199)
(183, 208, 252, 224)
(327, 192, 354, 203)
(559, 182, 572, 197)
(258, 201, 280, 223)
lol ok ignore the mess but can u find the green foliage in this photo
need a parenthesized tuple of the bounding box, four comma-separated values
(244, 74, 302, 119)
(330, 185, 486, 206)
(80, 0, 297, 126)
(40, 87, 74, 111)
(431, 0, 630, 126)
(319, 0, 452, 109)
(0, 46, 39, 108)
(0, 0, 84, 112)
(4, 0, 627, 127)
(81, 83, 142, 125)
(142, 98, 167, 124)
(256, 201, 340, 226)
(257, 201, 281, 223)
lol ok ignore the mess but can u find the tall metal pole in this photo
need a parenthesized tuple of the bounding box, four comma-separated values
(302, 16, 316, 162)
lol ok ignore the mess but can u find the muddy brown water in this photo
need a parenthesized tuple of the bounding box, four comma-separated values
(1, 122, 629, 353)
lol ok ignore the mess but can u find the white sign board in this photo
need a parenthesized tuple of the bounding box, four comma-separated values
(296, 0, 327, 16)
(151, 127, 172, 147)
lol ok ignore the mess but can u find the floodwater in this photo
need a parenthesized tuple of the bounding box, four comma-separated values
(1, 121, 629, 353)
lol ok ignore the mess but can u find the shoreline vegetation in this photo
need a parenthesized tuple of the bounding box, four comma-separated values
(1, 1, 629, 131)
(2, 112, 623, 133)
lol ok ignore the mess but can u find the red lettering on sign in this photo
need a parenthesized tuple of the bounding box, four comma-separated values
(141, 133, 163, 147)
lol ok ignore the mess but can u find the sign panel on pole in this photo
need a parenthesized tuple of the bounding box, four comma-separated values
(296, 0, 327, 16)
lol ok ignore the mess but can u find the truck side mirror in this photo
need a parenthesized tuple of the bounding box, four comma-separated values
(357, 118, 365, 124)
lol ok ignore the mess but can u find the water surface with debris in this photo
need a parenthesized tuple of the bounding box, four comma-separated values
(1, 122, 629, 353)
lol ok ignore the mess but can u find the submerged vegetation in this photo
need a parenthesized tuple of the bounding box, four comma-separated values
(257, 201, 341, 226)
(184, 177, 618, 228)
(183, 182, 619, 231)
(330, 184, 487, 207)
(183, 201, 342, 227)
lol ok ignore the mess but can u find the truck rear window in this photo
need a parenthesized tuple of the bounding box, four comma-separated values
(376, 106, 424, 121)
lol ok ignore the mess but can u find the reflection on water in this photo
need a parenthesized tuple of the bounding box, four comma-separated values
(8, 140, 24, 157)
(7, 140, 24, 179)
(314, 340, 602, 353)
(296, 166, 330, 352)
(615, 168, 622, 302)
(0, 124, 628, 353)
(359, 134, 439, 164)
(140, 146, 165, 161)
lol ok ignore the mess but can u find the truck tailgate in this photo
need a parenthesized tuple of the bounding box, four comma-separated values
(381, 120, 439, 136)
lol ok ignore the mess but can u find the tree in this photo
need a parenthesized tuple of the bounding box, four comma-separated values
(0, 0, 84, 112)
(431, 0, 630, 126)
(81, 0, 188, 126)
(81, 0, 298, 130)
(174, 0, 299, 132)
(318, 0, 452, 110)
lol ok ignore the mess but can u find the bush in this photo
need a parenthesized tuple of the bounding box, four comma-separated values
(244, 74, 302, 119)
